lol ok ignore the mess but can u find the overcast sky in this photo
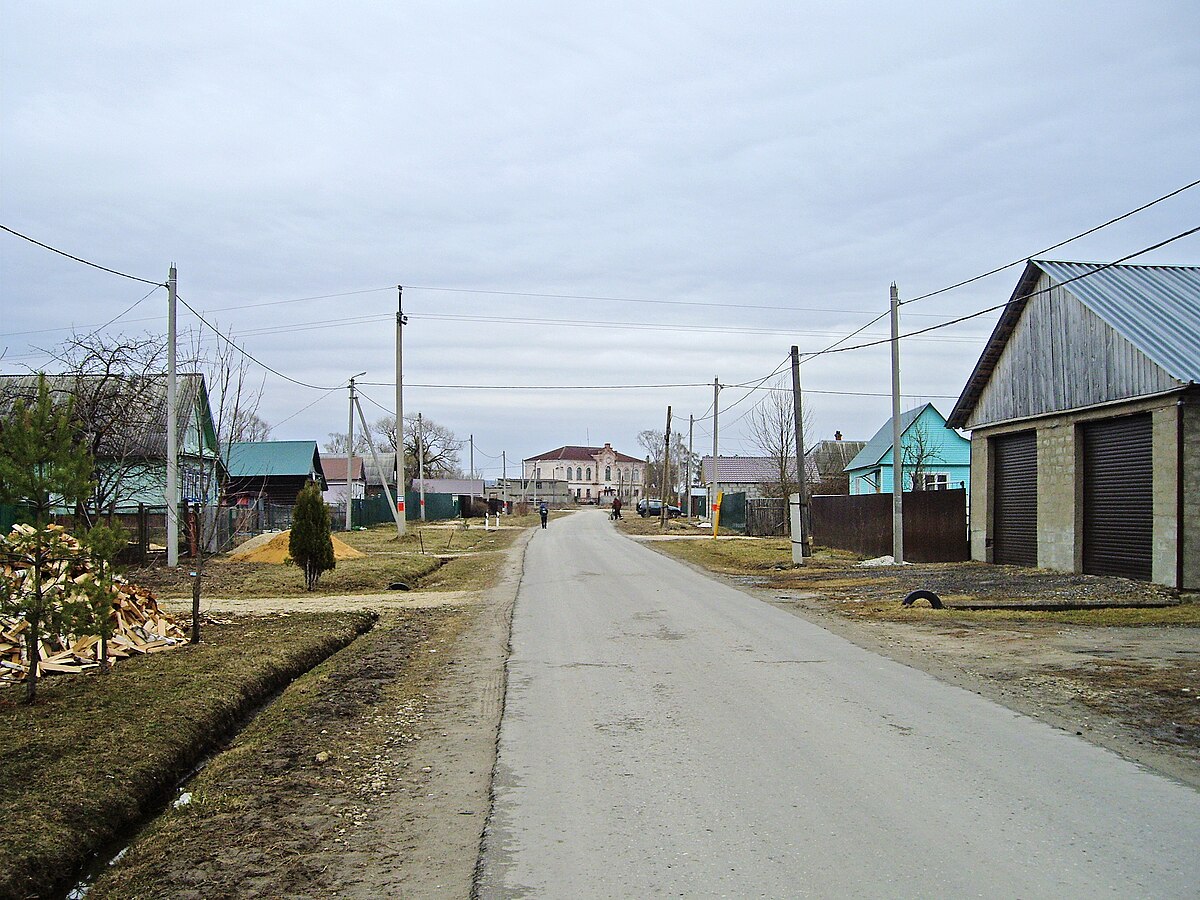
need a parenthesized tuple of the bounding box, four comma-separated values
(2, 2, 1197, 478)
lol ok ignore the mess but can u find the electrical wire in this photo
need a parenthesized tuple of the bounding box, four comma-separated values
(175, 294, 344, 392)
(817, 224, 1200, 356)
(900, 177, 1200, 307)
(0, 225, 166, 286)
(272, 386, 344, 428)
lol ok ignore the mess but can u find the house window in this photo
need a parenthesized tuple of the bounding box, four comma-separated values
(586, 488, 591, 498)
(920, 472, 949, 490)
(633, 469, 639, 483)
(576, 488, 581, 497)
(576, 466, 582, 480)
(586, 467, 592, 481)
(605, 465, 611, 481)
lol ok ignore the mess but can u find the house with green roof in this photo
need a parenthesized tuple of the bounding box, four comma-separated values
(225, 441, 326, 506)
(844, 403, 970, 495)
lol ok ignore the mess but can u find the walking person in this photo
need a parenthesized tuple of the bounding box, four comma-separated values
(539, 502, 549, 529)
(611, 496, 622, 520)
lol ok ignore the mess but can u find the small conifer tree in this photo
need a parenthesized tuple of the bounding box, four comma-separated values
(289, 481, 335, 590)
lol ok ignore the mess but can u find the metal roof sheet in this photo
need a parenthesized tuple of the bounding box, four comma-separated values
(226, 441, 323, 478)
(1034, 260, 1200, 383)
(844, 404, 935, 471)
(948, 260, 1200, 428)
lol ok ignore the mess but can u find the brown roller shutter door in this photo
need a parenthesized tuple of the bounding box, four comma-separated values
(992, 431, 1037, 566)
(1082, 413, 1153, 581)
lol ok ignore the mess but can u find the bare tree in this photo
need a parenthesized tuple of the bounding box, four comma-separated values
(900, 420, 946, 491)
(747, 379, 812, 500)
(323, 431, 371, 456)
(636, 428, 693, 500)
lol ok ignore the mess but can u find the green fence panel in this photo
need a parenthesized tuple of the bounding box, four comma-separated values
(720, 491, 747, 532)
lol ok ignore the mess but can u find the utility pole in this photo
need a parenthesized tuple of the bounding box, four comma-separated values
(686, 414, 694, 518)
(417, 411, 426, 521)
(791, 346, 811, 560)
(890, 283, 904, 564)
(502, 451, 508, 509)
(661, 406, 672, 528)
(166, 264, 178, 568)
(469, 433, 475, 481)
(346, 373, 365, 531)
(710, 377, 720, 526)
(395, 287, 407, 536)
(353, 394, 402, 530)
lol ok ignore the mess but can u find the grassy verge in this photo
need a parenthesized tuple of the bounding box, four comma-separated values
(0, 611, 376, 900)
(87, 605, 471, 899)
(132, 521, 526, 599)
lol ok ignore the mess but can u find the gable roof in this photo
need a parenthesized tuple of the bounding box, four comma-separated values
(321, 456, 366, 483)
(0, 372, 217, 459)
(526, 444, 642, 464)
(805, 439, 867, 480)
(948, 260, 1200, 428)
(700, 455, 797, 483)
(226, 441, 324, 479)
(844, 403, 939, 471)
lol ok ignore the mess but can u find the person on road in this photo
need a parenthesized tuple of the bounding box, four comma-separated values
(539, 502, 549, 528)
(611, 496, 622, 520)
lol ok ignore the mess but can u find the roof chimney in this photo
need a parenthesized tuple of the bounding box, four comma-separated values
(835, 430, 842, 441)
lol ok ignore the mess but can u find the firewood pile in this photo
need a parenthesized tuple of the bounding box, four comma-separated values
(1, 524, 187, 684)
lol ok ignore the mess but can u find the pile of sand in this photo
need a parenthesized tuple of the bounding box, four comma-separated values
(229, 530, 366, 564)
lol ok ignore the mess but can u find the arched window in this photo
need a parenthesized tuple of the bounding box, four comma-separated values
(576, 466, 582, 480)
(633, 469, 640, 483)
(586, 467, 592, 481)
(605, 466, 611, 481)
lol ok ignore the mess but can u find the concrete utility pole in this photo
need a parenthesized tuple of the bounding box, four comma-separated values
(661, 406, 672, 528)
(395, 286, 407, 536)
(890, 283, 904, 564)
(791, 346, 811, 560)
(353, 395, 402, 530)
(502, 451, 508, 508)
(686, 414, 694, 518)
(417, 411, 426, 521)
(346, 373, 365, 531)
(166, 264, 178, 568)
(469, 434, 475, 481)
(710, 377, 720, 525)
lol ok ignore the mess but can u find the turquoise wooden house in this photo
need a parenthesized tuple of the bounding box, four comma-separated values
(0, 372, 223, 515)
(844, 403, 970, 495)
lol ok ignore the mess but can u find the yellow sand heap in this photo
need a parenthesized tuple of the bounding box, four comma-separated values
(229, 530, 365, 564)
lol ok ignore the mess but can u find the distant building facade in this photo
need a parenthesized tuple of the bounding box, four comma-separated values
(523, 443, 647, 502)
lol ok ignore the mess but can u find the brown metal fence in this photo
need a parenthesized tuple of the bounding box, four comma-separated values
(811, 489, 969, 562)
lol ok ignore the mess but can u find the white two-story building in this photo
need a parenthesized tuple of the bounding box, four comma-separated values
(523, 443, 646, 503)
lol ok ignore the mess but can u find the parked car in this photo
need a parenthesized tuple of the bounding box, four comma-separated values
(636, 498, 682, 518)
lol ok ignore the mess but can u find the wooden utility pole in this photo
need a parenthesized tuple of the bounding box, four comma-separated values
(686, 414, 694, 518)
(890, 283, 904, 563)
(790, 346, 811, 559)
(417, 411, 426, 521)
(346, 373, 365, 531)
(711, 378, 720, 532)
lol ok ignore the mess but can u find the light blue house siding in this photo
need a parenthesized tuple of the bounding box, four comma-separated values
(845, 403, 970, 495)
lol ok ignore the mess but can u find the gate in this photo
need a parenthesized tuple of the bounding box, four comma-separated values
(992, 431, 1037, 566)
(746, 498, 788, 536)
(810, 489, 968, 561)
(1083, 413, 1152, 580)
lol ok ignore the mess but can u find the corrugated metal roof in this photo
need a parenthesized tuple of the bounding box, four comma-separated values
(226, 441, 323, 478)
(700, 456, 797, 483)
(526, 444, 642, 464)
(948, 260, 1200, 428)
(1034, 260, 1200, 383)
(844, 404, 934, 471)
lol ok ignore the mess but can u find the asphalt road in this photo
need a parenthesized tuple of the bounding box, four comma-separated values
(476, 510, 1200, 898)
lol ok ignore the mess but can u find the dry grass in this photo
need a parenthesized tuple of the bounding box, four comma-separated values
(0, 611, 376, 900)
(132, 521, 526, 600)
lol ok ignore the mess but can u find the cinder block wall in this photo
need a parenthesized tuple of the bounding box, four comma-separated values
(1036, 420, 1076, 571)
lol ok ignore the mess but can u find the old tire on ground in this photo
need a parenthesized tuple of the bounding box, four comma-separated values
(901, 589, 943, 609)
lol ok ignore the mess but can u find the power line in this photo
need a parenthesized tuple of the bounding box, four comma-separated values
(0, 224, 166, 286)
(900, 176, 1200, 306)
(175, 294, 344, 392)
(822, 224, 1200, 356)
(273, 386, 344, 428)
